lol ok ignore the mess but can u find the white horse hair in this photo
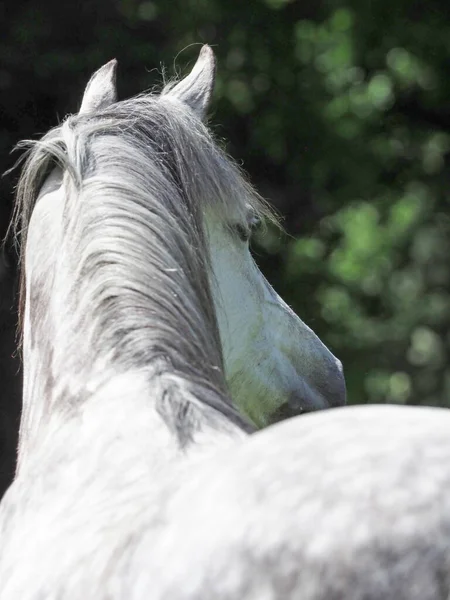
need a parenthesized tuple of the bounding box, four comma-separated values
(1, 46, 448, 600)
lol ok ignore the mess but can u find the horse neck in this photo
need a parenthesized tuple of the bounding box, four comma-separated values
(17, 172, 244, 473)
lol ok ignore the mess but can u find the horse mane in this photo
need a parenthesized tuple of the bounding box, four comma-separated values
(10, 82, 279, 435)
(12, 88, 277, 327)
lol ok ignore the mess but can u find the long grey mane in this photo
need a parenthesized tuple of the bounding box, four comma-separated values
(12, 85, 275, 437)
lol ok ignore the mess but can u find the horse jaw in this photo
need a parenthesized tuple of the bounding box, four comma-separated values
(206, 215, 346, 427)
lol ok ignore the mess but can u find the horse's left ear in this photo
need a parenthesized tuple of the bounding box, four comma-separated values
(164, 45, 216, 120)
(79, 59, 118, 115)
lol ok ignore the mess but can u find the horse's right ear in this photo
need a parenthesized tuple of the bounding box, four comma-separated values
(79, 59, 118, 115)
(164, 45, 216, 120)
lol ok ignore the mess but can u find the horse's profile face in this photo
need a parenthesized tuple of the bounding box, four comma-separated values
(206, 212, 346, 427)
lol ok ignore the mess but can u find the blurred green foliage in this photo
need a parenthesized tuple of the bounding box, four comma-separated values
(0, 0, 449, 414)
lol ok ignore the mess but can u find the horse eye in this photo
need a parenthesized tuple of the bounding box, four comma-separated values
(233, 215, 261, 242)
(234, 223, 251, 242)
(249, 215, 262, 232)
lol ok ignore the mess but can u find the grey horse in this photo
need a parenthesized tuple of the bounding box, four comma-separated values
(1, 46, 448, 600)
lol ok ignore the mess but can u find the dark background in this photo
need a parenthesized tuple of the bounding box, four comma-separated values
(0, 0, 449, 497)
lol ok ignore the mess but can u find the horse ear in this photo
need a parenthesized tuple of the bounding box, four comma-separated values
(164, 45, 216, 120)
(79, 59, 118, 115)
